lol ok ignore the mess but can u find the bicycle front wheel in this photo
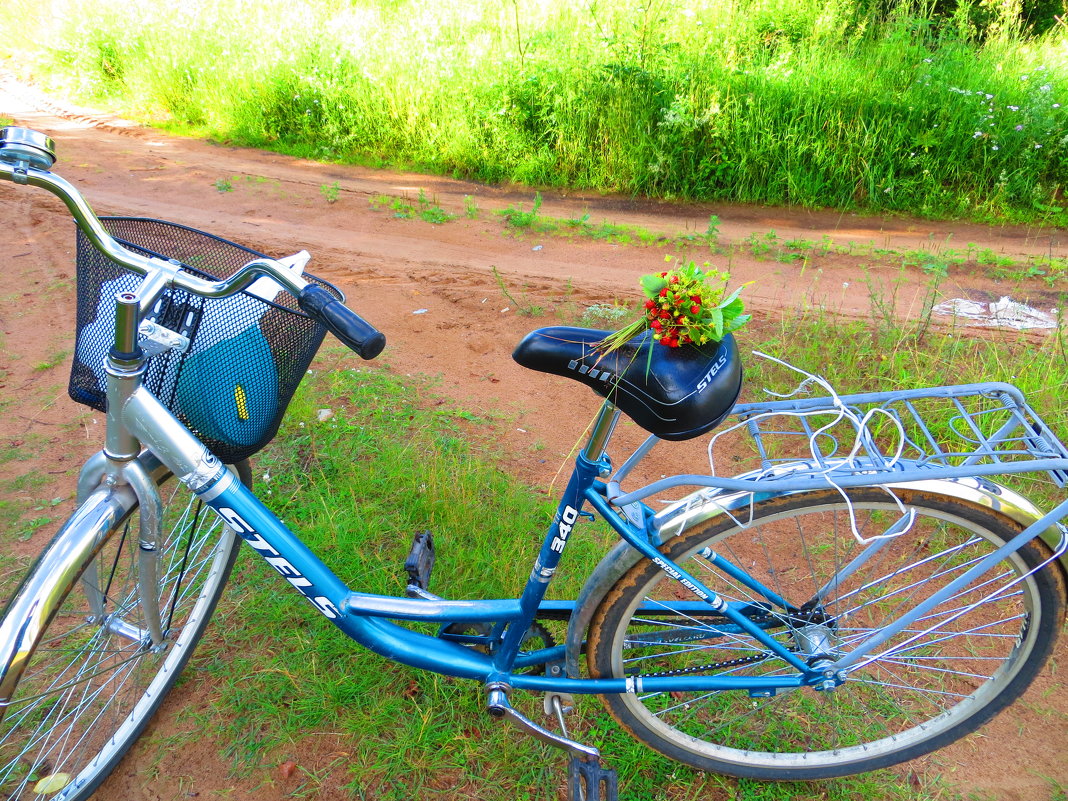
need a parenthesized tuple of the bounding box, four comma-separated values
(0, 462, 249, 800)
(587, 487, 1064, 779)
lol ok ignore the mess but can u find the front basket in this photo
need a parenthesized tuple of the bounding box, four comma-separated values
(71, 217, 339, 464)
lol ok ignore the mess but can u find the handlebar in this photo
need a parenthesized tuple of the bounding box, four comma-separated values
(298, 285, 386, 359)
(0, 126, 385, 360)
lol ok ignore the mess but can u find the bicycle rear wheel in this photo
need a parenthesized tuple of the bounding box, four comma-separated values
(0, 462, 249, 800)
(587, 487, 1064, 779)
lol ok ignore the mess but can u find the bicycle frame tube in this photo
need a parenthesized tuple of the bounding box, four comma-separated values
(581, 486, 812, 673)
(185, 464, 811, 695)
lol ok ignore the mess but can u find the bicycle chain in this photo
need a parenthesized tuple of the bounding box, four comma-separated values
(631, 652, 771, 679)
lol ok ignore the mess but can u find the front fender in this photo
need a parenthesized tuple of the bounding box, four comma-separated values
(564, 476, 1068, 678)
(0, 484, 139, 704)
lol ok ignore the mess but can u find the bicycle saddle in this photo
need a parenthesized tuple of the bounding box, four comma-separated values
(512, 326, 742, 441)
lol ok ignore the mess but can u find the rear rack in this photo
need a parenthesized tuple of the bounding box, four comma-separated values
(734, 382, 1068, 486)
(608, 382, 1068, 506)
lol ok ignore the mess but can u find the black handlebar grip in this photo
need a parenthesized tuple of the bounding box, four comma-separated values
(298, 284, 386, 360)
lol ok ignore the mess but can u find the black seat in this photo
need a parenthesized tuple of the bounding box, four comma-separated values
(512, 326, 742, 441)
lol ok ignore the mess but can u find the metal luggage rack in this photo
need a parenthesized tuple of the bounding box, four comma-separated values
(608, 382, 1068, 507)
(733, 382, 1068, 485)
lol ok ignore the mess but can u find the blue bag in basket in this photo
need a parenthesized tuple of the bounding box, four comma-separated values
(175, 323, 280, 448)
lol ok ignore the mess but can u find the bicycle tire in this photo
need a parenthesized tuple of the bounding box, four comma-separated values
(0, 460, 250, 800)
(587, 487, 1064, 779)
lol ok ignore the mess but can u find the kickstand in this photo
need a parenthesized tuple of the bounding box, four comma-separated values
(568, 755, 619, 801)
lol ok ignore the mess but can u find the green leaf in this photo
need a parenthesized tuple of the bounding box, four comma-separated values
(709, 307, 724, 340)
(725, 313, 751, 333)
(716, 284, 748, 310)
(720, 296, 745, 320)
(639, 274, 667, 297)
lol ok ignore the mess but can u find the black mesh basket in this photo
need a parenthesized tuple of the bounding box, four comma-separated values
(71, 217, 340, 464)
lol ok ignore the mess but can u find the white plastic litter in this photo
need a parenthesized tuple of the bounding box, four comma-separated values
(933, 296, 1059, 330)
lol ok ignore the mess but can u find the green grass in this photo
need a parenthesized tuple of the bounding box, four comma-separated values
(492, 266, 545, 317)
(579, 302, 634, 330)
(31, 349, 69, 372)
(370, 190, 454, 224)
(6, 0, 1065, 225)
(319, 181, 340, 204)
(356, 184, 1068, 288)
(496, 193, 712, 247)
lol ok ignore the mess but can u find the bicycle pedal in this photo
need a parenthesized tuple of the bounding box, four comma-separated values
(403, 531, 435, 596)
(568, 756, 618, 801)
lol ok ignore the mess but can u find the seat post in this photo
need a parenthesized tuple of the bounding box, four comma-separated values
(581, 400, 622, 463)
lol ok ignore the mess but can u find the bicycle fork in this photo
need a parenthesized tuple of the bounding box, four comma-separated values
(75, 284, 187, 650)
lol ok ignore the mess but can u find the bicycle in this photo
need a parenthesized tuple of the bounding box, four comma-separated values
(0, 125, 1065, 801)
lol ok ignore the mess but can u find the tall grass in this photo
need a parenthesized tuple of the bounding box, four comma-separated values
(5, 0, 1066, 223)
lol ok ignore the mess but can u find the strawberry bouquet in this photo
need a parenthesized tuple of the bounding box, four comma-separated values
(598, 259, 750, 353)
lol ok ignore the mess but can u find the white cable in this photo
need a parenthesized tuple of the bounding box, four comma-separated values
(704, 352, 915, 545)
